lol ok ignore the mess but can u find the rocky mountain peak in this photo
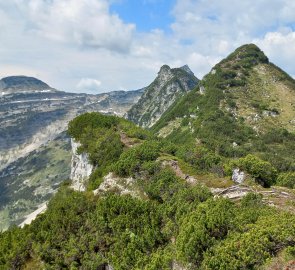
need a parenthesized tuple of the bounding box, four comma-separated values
(158, 64, 171, 73)
(157, 65, 173, 81)
(126, 64, 199, 128)
(180, 64, 194, 76)
(0, 75, 53, 94)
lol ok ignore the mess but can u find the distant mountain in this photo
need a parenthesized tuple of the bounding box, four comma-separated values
(0, 76, 143, 230)
(126, 65, 199, 128)
(0, 75, 54, 94)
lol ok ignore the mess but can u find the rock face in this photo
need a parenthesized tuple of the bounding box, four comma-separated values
(126, 65, 199, 128)
(0, 75, 143, 230)
(232, 168, 246, 184)
(70, 139, 93, 191)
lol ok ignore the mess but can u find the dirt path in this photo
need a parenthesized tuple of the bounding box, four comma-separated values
(120, 132, 141, 148)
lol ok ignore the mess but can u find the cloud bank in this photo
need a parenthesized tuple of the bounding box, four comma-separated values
(0, 0, 294, 93)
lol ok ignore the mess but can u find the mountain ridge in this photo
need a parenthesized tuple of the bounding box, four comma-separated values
(126, 64, 199, 128)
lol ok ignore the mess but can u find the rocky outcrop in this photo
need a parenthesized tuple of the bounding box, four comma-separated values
(93, 172, 145, 198)
(70, 139, 93, 191)
(212, 185, 254, 200)
(232, 168, 246, 184)
(126, 65, 199, 128)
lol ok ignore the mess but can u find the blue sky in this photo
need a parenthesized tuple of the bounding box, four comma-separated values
(0, 0, 295, 93)
(110, 0, 176, 33)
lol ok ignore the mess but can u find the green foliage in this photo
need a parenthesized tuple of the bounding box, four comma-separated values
(176, 198, 235, 266)
(277, 172, 295, 189)
(93, 195, 165, 269)
(177, 145, 222, 172)
(0, 226, 30, 269)
(79, 127, 124, 167)
(235, 154, 277, 187)
(113, 140, 161, 177)
(1, 182, 294, 269)
(143, 247, 173, 270)
(119, 119, 153, 140)
(219, 43, 269, 69)
(201, 213, 295, 270)
(141, 161, 161, 176)
(144, 168, 184, 202)
(254, 129, 295, 172)
(68, 112, 120, 141)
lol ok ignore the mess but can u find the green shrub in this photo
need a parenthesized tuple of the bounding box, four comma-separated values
(202, 213, 295, 270)
(68, 112, 119, 140)
(236, 154, 277, 187)
(176, 198, 235, 266)
(277, 172, 295, 189)
(113, 140, 161, 177)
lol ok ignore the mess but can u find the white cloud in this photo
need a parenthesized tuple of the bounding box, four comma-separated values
(254, 29, 295, 76)
(77, 78, 102, 93)
(171, 0, 295, 54)
(0, 0, 295, 93)
(11, 0, 135, 53)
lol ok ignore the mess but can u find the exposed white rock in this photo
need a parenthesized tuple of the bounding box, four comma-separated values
(199, 85, 205, 95)
(212, 185, 254, 200)
(93, 172, 143, 198)
(19, 202, 47, 228)
(172, 261, 188, 270)
(70, 139, 93, 191)
(262, 110, 279, 117)
(232, 168, 246, 184)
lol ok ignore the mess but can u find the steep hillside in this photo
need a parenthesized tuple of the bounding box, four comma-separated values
(126, 65, 199, 128)
(0, 112, 294, 269)
(152, 44, 295, 174)
(0, 133, 71, 231)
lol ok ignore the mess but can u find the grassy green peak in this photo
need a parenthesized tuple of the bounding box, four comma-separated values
(217, 43, 269, 70)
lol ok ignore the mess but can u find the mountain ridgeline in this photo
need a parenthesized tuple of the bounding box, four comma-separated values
(0, 76, 53, 94)
(1, 44, 295, 269)
(153, 44, 295, 176)
(126, 65, 199, 128)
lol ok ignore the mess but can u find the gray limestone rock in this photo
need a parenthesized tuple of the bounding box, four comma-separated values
(70, 139, 93, 191)
(232, 168, 246, 184)
(126, 65, 199, 128)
